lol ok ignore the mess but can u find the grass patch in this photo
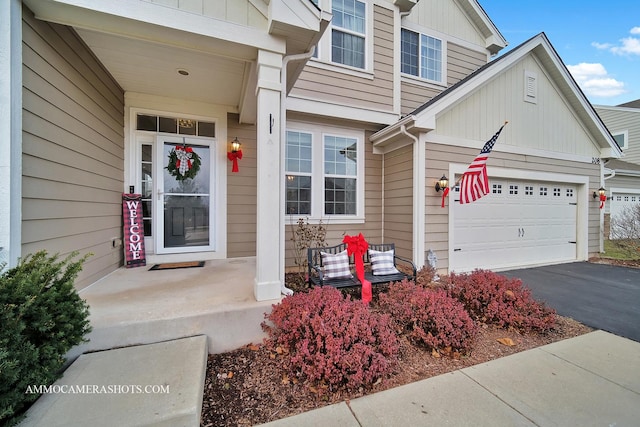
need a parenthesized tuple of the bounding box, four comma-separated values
(603, 239, 640, 260)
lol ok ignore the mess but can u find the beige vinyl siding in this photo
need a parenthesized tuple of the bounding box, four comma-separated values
(382, 145, 413, 260)
(447, 42, 486, 86)
(227, 113, 257, 258)
(284, 130, 383, 270)
(291, 5, 394, 114)
(595, 107, 640, 164)
(401, 42, 487, 115)
(21, 8, 124, 290)
(607, 174, 640, 189)
(424, 143, 601, 270)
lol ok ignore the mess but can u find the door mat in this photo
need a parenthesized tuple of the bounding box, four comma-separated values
(149, 261, 205, 271)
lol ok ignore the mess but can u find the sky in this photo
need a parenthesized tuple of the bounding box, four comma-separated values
(480, 0, 640, 107)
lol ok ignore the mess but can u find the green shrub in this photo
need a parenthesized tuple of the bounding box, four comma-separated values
(262, 286, 399, 392)
(0, 251, 92, 426)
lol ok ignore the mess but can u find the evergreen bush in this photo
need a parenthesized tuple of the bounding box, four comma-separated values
(0, 251, 91, 426)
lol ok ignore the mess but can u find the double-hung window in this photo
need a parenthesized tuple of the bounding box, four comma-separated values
(285, 131, 313, 215)
(285, 124, 363, 220)
(401, 28, 443, 83)
(331, 0, 366, 69)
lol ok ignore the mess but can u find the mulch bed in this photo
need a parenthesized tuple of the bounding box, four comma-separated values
(200, 272, 593, 426)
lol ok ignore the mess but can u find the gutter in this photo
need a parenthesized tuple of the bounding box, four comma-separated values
(279, 47, 316, 297)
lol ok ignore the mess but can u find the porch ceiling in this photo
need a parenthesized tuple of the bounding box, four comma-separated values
(76, 28, 249, 109)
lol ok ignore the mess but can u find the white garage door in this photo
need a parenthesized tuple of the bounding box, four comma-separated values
(610, 192, 640, 238)
(451, 179, 577, 272)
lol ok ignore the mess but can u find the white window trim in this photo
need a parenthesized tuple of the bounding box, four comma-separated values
(611, 130, 628, 150)
(311, 0, 374, 76)
(286, 121, 365, 224)
(400, 27, 447, 85)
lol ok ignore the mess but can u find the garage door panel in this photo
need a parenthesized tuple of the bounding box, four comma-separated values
(451, 179, 577, 272)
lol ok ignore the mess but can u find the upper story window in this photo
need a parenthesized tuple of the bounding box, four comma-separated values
(401, 28, 443, 83)
(285, 123, 364, 221)
(331, 0, 366, 69)
(612, 130, 628, 150)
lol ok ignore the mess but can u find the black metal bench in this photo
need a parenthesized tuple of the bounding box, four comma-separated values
(307, 243, 417, 288)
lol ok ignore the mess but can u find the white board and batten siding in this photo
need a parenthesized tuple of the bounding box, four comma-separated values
(22, 8, 125, 290)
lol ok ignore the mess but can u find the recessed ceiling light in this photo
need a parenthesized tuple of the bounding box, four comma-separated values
(177, 68, 190, 76)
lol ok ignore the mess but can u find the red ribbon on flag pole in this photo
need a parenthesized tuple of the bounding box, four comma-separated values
(227, 150, 243, 173)
(599, 194, 606, 209)
(342, 233, 372, 304)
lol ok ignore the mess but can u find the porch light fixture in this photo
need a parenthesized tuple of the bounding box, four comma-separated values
(593, 187, 606, 199)
(227, 137, 243, 173)
(435, 174, 448, 192)
(593, 187, 606, 209)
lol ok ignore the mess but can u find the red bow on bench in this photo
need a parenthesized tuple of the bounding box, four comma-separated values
(343, 233, 372, 304)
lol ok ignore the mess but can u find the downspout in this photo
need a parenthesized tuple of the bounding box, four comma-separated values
(399, 124, 425, 269)
(279, 47, 316, 296)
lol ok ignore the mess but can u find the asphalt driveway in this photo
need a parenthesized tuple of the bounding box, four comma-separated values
(502, 262, 640, 342)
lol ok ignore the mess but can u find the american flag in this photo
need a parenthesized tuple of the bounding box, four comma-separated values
(459, 124, 506, 204)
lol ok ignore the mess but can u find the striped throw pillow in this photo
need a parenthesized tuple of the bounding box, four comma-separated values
(369, 249, 400, 276)
(321, 250, 353, 280)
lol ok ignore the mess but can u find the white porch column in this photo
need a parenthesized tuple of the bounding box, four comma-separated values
(0, 0, 22, 270)
(254, 50, 283, 301)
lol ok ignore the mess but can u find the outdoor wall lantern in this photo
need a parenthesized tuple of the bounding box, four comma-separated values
(435, 174, 449, 192)
(593, 187, 606, 199)
(593, 187, 606, 209)
(227, 137, 243, 173)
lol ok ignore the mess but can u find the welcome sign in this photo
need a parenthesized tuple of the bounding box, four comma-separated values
(122, 194, 146, 268)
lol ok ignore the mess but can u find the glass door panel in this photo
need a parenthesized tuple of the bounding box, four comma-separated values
(156, 137, 214, 253)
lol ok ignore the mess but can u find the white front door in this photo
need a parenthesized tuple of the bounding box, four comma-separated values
(155, 135, 215, 254)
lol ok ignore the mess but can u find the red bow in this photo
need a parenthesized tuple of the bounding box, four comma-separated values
(343, 233, 372, 304)
(227, 150, 243, 173)
(175, 146, 193, 170)
(441, 187, 450, 208)
(599, 193, 606, 209)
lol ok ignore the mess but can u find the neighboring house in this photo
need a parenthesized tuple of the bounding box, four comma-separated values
(0, 0, 621, 304)
(594, 103, 640, 237)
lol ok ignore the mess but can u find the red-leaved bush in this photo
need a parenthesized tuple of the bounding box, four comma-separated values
(446, 270, 556, 332)
(378, 279, 477, 355)
(262, 286, 399, 391)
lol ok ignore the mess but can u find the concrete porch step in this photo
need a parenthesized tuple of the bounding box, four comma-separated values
(20, 335, 208, 427)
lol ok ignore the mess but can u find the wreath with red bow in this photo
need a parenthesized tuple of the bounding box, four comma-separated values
(166, 145, 201, 181)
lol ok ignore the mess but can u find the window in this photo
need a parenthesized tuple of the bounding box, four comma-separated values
(285, 131, 313, 215)
(612, 130, 628, 150)
(136, 114, 215, 137)
(566, 188, 574, 198)
(525, 185, 534, 196)
(553, 187, 561, 197)
(492, 183, 502, 194)
(401, 28, 443, 83)
(331, 0, 366, 69)
(509, 184, 519, 195)
(540, 187, 548, 196)
(285, 123, 364, 220)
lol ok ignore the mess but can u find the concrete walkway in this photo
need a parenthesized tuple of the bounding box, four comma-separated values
(260, 330, 640, 427)
(20, 336, 208, 427)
